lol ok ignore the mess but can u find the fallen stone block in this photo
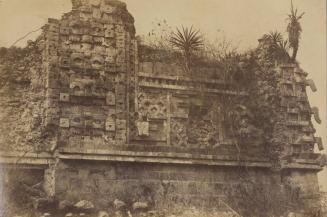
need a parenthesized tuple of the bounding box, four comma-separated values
(114, 199, 126, 210)
(98, 211, 110, 217)
(74, 200, 95, 210)
(132, 202, 148, 210)
(59, 200, 74, 210)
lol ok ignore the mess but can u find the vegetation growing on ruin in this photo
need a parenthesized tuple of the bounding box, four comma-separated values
(136, 3, 313, 216)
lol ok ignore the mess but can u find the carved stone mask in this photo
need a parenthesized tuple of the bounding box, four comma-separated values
(91, 55, 104, 70)
(106, 47, 117, 64)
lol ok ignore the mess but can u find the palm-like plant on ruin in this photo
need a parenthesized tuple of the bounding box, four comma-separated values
(169, 26, 204, 71)
(287, 1, 305, 62)
(262, 31, 291, 62)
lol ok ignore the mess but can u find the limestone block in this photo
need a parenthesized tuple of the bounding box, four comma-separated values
(93, 7, 102, 19)
(71, 116, 84, 128)
(60, 41, 70, 50)
(306, 79, 317, 92)
(116, 53, 125, 63)
(105, 47, 117, 64)
(136, 121, 149, 136)
(80, 3, 92, 12)
(80, 11, 92, 20)
(116, 102, 125, 111)
(105, 63, 116, 72)
(60, 118, 70, 128)
(104, 24, 115, 38)
(93, 36, 104, 43)
(85, 118, 93, 128)
(46, 88, 59, 97)
(116, 120, 126, 130)
(299, 134, 315, 143)
(91, 23, 104, 37)
(94, 45, 105, 54)
(315, 137, 324, 151)
(47, 33, 60, 41)
(48, 24, 59, 33)
(60, 26, 70, 35)
(106, 91, 115, 105)
(81, 35, 93, 43)
(311, 107, 321, 124)
(105, 119, 115, 132)
(102, 13, 114, 23)
(69, 43, 82, 51)
(45, 115, 58, 126)
(140, 62, 153, 74)
(70, 53, 85, 68)
(116, 25, 125, 34)
(92, 118, 105, 129)
(116, 131, 126, 141)
(84, 50, 92, 58)
(70, 77, 95, 92)
(69, 20, 84, 35)
(114, 199, 126, 210)
(116, 41, 125, 50)
(116, 62, 126, 72)
(91, 55, 104, 70)
(80, 43, 92, 51)
(74, 200, 94, 210)
(100, 1, 116, 13)
(46, 78, 60, 89)
(69, 34, 81, 42)
(98, 211, 109, 217)
(132, 202, 148, 210)
(48, 18, 59, 24)
(60, 93, 70, 102)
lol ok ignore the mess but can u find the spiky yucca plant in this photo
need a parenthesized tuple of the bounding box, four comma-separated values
(262, 31, 290, 62)
(169, 26, 203, 71)
(287, 1, 305, 61)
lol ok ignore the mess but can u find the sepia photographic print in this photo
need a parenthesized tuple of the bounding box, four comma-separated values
(0, 0, 326, 216)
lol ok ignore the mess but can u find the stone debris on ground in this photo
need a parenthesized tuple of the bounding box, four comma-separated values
(59, 200, 74, 210)
(113, 199, 126, 210)
(132, 202, 149, 210)
(74, 200, 95, 210)
(98, 210, 109, 217)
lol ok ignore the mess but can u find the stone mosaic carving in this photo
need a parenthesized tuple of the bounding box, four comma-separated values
(136, 119, 150, 137)
(40, 0, 137, 150)
(137, 91, 167, 119)
(0, 1, 324, 215)
(187, 105, 220, 147)
(171, 119, 188, 147)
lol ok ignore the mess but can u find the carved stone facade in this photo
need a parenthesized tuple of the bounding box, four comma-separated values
(0, 0, 324, 215)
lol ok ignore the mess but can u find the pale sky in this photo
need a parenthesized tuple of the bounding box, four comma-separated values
(0, 0, 326, 190)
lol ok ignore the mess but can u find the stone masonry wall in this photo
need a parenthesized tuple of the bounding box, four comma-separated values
(54, 160, 281, 213)
(0, 39, 53, 152)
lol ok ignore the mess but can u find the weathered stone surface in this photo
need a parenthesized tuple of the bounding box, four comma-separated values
(74, 200, 95, 210)
(98, 211, 110, 217)
(59, 200, 74, 210)
(113, 199, 126, 210)
(132, 202, 148, 210)
(0, 0, 324, 216)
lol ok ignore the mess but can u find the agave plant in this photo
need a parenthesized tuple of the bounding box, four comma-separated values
(169, 26, 203, 71)
(287, 1, 305, 61)
(263, 31, 283, 45)
(262, 31, 291, 62)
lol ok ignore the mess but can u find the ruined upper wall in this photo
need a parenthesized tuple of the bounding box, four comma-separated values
(0, 0, 323, 170)
(70, 0, 135, 35)
(40, 0, 138, 152)
(0, 40, 52, 152)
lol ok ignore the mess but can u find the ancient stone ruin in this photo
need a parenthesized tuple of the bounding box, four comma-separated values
(0, 0, 325, 216)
